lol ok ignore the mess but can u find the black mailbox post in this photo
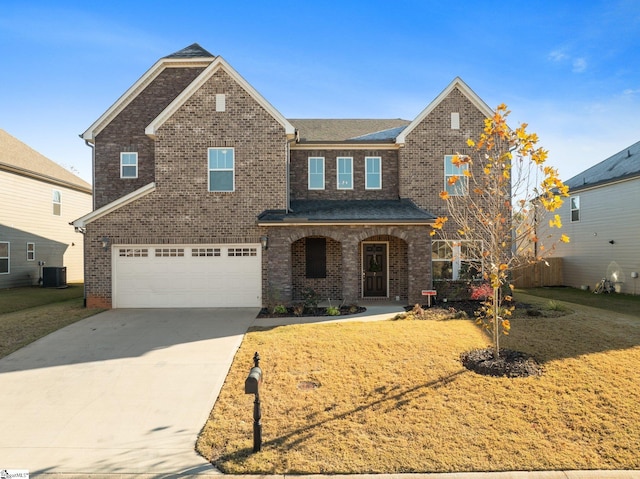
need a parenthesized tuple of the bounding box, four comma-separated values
(244, 352, 262, 452)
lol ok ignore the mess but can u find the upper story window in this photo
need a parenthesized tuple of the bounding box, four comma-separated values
(444, 155, 469, 196)
(337, 157, 353, 190)
(208, 148, 235, 192)
(365, 156, 382, 190)
(570, 196, 580, 222)
(308, 157, 325, 190)
(52, 190, 61, 215)
(120, 152, 138, 178)
(27, 242, 35, 261)
(0, 242, 9, 274)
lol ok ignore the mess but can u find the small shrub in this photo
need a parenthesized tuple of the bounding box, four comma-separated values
(326, 306, 340, 316)
(292, 304, 305, 317)
(348, 304, 359, 314)
(470, 283, 493, 301)
(547, 300, 567, 312)
(301, 288, 320, 312)
(273, 304, 287, 315)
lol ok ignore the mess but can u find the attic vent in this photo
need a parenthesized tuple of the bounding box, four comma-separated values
(451, 112, 460, 130)
(216, 94, 226, 112)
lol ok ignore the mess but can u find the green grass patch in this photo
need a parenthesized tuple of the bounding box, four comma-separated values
(520, 286, 640, 317)
(0, 283, 85, 314)
(0, 284, 102, 359)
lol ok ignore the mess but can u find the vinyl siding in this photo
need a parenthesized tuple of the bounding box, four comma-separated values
(0, 170, 92, 285)
(538, 177, 640, 295)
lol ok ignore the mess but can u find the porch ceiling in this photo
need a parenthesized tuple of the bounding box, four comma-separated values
(258, 199, 436, 225)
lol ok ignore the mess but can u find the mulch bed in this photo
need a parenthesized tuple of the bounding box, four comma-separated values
(257, 305, 367, 318)
(461, 348, 544, 378)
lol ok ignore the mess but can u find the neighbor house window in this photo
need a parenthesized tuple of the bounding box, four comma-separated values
(337, 157, 353, 189)
(0, 242, 9, 274)
(308, 157, 325, 190)
(570, 196, 580, 222)
(27, 242, 35, 261)
(208, 148, 235, 192)
(365, 156, 381, 189)
(306, 237, 326, 278)
(432, 240, 482, 281)
(444, 155, 469, 196)
(120, 152, 138, 178)
(52, 190, 61, 215)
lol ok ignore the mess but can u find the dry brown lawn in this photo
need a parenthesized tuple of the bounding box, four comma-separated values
(197, 293, 640, 474)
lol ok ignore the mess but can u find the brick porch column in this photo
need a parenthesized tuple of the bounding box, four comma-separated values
(407, 229, 431, 304)
(341, 236, 360, 303)
(265, 229, 292, 303)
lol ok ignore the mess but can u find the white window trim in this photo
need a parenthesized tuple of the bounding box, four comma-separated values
(0, 241, 9, 274)
(120, 152, 139, 179)
(27, 242, 35, 261)
(432, 239, 483, 281)
(444, 155, 469, 196)
(570, 195, 580, 222)
(52, 190, 61, 216)
(208, 147, 235, 192)
(337, 156, 353, 190)
(308, 157, 325, 190)
(365, 156, 382, 190)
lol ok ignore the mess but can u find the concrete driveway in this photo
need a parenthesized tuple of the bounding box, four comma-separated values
(0, 308, 258, 476)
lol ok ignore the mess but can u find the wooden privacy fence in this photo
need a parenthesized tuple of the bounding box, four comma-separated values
(512, 257, 563, 288)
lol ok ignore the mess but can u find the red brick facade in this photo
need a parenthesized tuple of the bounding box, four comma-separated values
(80, 47, 492, 308)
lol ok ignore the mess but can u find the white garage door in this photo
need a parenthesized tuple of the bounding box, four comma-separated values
(112, 244, 262, 308)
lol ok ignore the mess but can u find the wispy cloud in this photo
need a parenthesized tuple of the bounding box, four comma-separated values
(623, 88, 640, 96)
(572, 58, 587, 73)
(548, 48, 587, 73)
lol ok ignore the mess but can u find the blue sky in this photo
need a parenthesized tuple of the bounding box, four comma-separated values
(1, 0, 639, 184)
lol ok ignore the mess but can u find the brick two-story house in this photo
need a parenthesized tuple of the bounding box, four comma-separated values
(73, 44, 494, 309)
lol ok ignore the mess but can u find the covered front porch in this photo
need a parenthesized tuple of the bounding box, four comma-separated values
(258, 199, 436, 305)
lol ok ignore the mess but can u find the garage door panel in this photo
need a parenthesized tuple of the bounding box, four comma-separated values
(113, 244, 261, 308)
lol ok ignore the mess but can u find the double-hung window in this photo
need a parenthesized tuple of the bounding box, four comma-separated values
(52, 190, 61, 216)
(0, 242, 9, 274)
(120, 152, 138, 178)
(570, 196, 580, 222)
(444, 155, 469, 196)
(337, 157, 353, 189)
(365, 156, 381, 190)
(208, 148, 235, 192)
(27, 242, 35, 261)
(308, 157, 325, 190)
(432, 240, 482, 281)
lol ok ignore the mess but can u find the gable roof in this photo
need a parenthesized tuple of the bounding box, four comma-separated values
(565, 140, 640, 191)
(289, 119, 410, 142)
(146, 56, 295, 139)
(0, 128, 92, 193)
(82, 44, 215, 143)
(396, 77, 494, 144)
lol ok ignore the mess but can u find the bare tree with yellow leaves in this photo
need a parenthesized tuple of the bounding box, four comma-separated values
(432, 104, 570, 358)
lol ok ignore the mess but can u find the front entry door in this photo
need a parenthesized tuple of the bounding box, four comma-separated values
(363, 243, 387, 297)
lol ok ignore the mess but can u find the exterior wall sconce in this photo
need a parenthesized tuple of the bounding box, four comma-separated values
(260, 235, 268, 251)
(101, 236, 110, 251)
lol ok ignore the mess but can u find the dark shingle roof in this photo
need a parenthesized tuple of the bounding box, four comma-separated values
(258, 199, 435, 223)
(289, 119, 411, 142)
(164, 43, 214, 59)
(565, 140, 640, 191)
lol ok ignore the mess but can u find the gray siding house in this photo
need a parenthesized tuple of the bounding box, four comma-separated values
(0, 129, 93, 288)
(73, 43, 496, 309)
(540, 140, 640, 295)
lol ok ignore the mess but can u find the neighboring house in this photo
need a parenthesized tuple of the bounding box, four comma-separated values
(539, 141, 640, 295)
(73, 43, 495, 309)
(0, 129, 92, 288)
